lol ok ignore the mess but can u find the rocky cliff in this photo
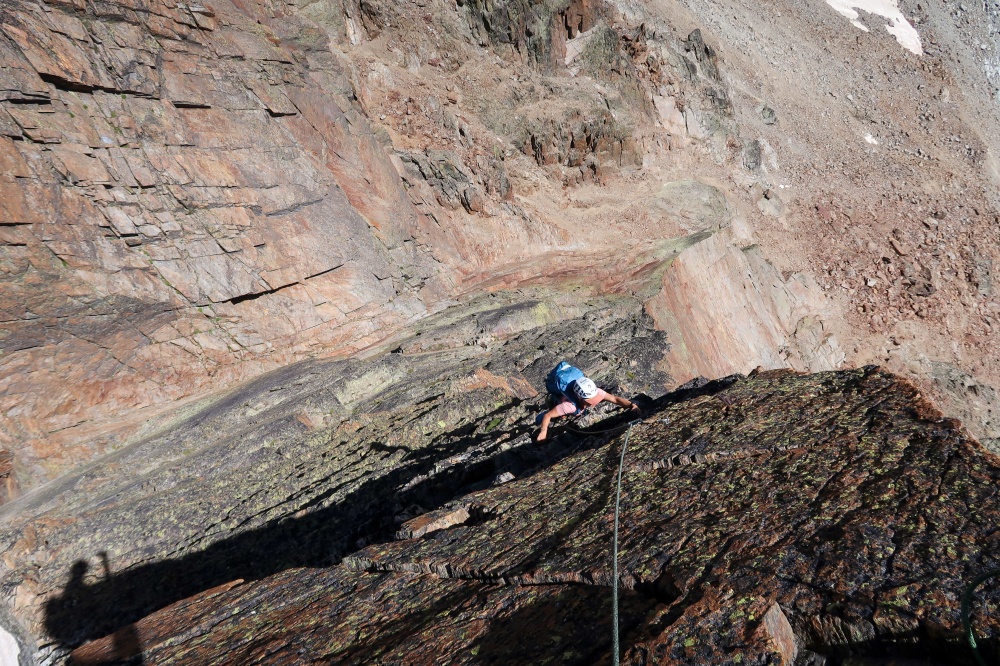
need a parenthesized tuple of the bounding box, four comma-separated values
(0, 296, 993, 664)
(4, 0, 999, 498)
(0, 0, 455, 491)
(2, 0, 1000, 662)
(0, 0, 820, 492)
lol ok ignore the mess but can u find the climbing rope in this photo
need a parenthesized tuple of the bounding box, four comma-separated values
(962, 568, 1000, 666)
(560, 403, 645, 437)
(612, 420, 637, 666)
(563, 420, 637, 436)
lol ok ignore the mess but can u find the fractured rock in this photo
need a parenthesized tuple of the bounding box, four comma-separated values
(60, 367, 1000, 665)
(397, 506, 471, 539)
(0, 293, 670, 661)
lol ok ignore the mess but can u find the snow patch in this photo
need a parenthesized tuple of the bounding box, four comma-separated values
(864, 133, 879, 145)
(825, 0, 922, 55)
(0, 625, 19, 666)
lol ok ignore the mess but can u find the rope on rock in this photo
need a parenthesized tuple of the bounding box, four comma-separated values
(612, 420, 638, 666)
(563, 420, 636, 436)
(563, 407, 644, 437)
(962, 568, 1000, 666)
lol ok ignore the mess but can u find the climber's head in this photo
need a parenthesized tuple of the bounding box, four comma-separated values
(572, 377, 601, 405)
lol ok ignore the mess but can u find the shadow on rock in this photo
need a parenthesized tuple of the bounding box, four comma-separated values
(469, 584, 661, 665)
(44, 399, 660, 658)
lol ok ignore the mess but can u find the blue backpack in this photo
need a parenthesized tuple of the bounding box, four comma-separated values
(545, 362, 586, 408)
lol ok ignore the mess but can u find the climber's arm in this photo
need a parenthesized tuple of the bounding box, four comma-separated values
(606, 393, 640, 413)
(536, 407, 563, 441)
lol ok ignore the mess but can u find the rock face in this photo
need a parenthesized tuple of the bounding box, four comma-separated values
(0, 0, 456, 489)
(646, 227, 844, 385)
(0, 290, 994, 665)
(55, 363, 1000, 665)
(2, 0, 1000, 661)
(0, 292, 672, 663)
(5, 0, 1000, 497)
(0, 0, 852, 494)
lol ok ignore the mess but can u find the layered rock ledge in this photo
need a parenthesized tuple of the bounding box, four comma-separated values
(6, 0, 1000, 505)
(15, 336, 998, 664)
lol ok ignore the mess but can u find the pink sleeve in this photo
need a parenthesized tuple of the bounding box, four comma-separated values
(553, 398, 578, 416)
(595, 389, 608, 402)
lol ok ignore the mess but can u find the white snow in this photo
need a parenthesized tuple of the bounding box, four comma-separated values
(864, 133, 880, 145)
(0, 626, 19, 666)
(825, 0, 923, 55)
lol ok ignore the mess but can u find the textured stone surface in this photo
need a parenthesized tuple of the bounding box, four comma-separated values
(2, 0, 1000, 497)
(3, 285, 997, 666)
(0, 0, 864, 496)
(69, 570, 663, 665)
(2, 0, 1000, 661)
(0, 0, 469, 490)
(0, 292, 671, 663)
(646, 228, 845, 384)
(28, 361, 1000, 665)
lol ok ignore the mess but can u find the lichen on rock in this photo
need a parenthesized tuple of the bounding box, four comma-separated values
(56, 363, 1000, 665)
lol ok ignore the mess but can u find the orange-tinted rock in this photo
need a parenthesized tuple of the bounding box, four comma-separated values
(756, 603, 798, 664)
(397, 506, 471, 539)
(0, 0, 457, 487)
(0, 0, 939, 499)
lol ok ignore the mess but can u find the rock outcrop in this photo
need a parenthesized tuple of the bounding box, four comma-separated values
(0, 294, 995, 663)
(56, 362, 1000, 665)
(0, 292, 671, 663)
(6, 0, 1000, 499)
(2, 0, 1000, 661)
(0, 0, 852, 495)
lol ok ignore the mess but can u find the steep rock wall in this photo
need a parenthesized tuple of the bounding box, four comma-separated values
(4, 0, 1000, 528)
(248, 0, 1000, 451)
(0, 0, 856, 496)
(648, 229, 844, 383)
(0, 0, 462, 489)
(18, 349, 1000, 665)
(0, 291, 673, 663)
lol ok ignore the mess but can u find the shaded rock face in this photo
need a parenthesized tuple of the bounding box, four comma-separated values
(0, 293, 671, 663)
(0, 0, 811, 496)
(462, 0, 602, 70)
(1, 0, 1000, 662)
(0, 292, 996, 664)
(54, 363, 1000, 665)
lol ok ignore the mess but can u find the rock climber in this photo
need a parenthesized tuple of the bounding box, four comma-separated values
(535, 362, 639, 441)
